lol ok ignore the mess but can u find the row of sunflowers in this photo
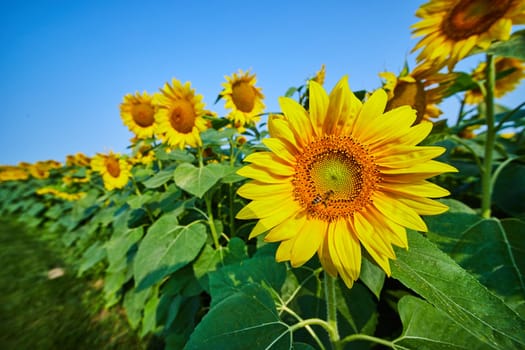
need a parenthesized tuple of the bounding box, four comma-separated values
(1, 1, 525, 349)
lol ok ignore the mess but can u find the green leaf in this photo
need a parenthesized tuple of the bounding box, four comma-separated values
(133, 217, 206, 291)
(391, 230, 525, 349)
(493, 162, 525, 218)
(141, 291, 160, 337)
(184, 283, 290, 350)
(488, 29, 525, 60)
(77, 241, 106, 276)
(208, 254, 287, 307)
(174, 163, 224, 198)
(359, 257, 385, 299)
(105, 227, 143, 272)
(426, 200, 525, 315)
(393, 296, 484, 349)
(142, 168, 175, 189)
(156, 148, 195, 162)
(123, 287, 151, 330)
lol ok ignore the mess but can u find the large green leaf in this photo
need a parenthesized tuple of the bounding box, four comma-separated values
(184, 283, 290, 350)
(493, 162, 525, 218)
(142, 167, 175, 189)
(174, 163, 230, 198)
(393, 296, 484, 349)
(425, 200, 525, 315)
(77, 241, 106, 276)
(391, 230, 525, 349)
(105, 227, 143, 272)
(133, 215, 206, 291)
(487, 29, 525, 60)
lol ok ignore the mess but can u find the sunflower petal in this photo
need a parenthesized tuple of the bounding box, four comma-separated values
(290, 219, 327, 267)
(373, 192, 428, 232)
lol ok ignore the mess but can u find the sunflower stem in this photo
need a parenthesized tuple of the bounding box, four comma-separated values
(481, 54, 496, 219)
(204, 193, 220, 249)
(340, 334, 395, 348)
(324, 273, 342, 350)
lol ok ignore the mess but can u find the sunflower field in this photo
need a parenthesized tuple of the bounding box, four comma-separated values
(2, 1, 525, 349)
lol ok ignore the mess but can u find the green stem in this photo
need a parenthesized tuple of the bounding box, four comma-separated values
(204, 193, 220, 249)
(324, 273, 342, 350)
(481, 54, 496, 219)
(280, 305, 326, 350)
(340, 334, 395, 348)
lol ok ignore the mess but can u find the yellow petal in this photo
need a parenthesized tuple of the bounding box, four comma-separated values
(372, 192, 428, 232)
(236, 193, 294, 220)
(278, 97, 314, 147)
(237, 181, 293, 200)
(325, 76, 362, 134)
(350, 217, 392, 276)
(290, 219, 327, 267)
(376, 146, 445, 168)
(243, 152, 295, 176)
(398, 196, 450, 216)
(237, 164, 290, 183)
(318, 232, 338, 277)
(265, 211, 307, 242)
(308, 80, 329, 134)
(249, 200, 301, 239)
(276, 238, 295, 262)
(332, 219, 361, 287)
(268, 117, 299, 150)
(380, 180, 450, 198)
(353, 211, 395, 259)
(262, 138, 297, 164)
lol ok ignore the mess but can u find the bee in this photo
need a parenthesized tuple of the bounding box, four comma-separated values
(311, 190, 334, 207)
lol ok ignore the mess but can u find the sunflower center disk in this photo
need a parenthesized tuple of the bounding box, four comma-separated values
(106, 157, 121, 178)
(132, 103, 155, 127)
(231, 82, 256, 113)
(442, 0, 511, 39)
(293, 135, 380, 222)
(170, 100, 196, 134)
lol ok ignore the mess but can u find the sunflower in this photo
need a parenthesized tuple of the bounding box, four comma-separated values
(120, 92, 157, 139)
(411, 0, 525, 70)
(379, 63, 455, 123)
(236, 77, 457, 288)
(221, 70, 265, 129)
(90, 152, 131, 191)
(0, 166, 29, 182)
(465, 57, 525, 104)
(154, 78, 208, 149)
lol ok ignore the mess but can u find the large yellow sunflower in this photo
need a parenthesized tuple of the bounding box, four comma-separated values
(411, 0, 525, 70)
(120, 92, 157, 139)
(90, 152, 131, 191)
(379, 63, 455, 123)
(465, 56, 525, 104)
(236, 77, 457, 288)
(154, 79, 208, 149)
(221, 70, 265, 129)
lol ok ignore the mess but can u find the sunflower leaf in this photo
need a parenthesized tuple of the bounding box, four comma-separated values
(173, 163, 233, 198)
(393, 295, 484, 349)
(184, 283, 290, 350)
(487, 29, 525, 61)
(133, 217, 206, 291)
(142, 168, 176, 188)
(425, 199, 525, 315)
(392, 230, 525, 349)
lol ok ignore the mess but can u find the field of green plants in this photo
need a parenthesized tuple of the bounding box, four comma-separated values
(1, 1, 525, 349)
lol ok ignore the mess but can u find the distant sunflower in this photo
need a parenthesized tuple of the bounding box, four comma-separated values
(236, 77, 456, 288)
(90, 152, 131, 191)
(465, 57, 525, 104)
(120, 92, 157, 139)
(380, 63, 455, 123)
(411, 0, 525, 70)
(154, 79, 208, 149)
(221, 70, 265, 129)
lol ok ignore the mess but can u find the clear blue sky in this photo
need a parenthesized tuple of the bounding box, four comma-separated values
(2, 1, 524, 165)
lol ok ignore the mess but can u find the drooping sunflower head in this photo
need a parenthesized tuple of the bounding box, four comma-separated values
(411, 0, 525, 70)
(120, 91, 157, 140)
(236, 77, 457, 288)
(465, 56, 525, 104)
(153, 78, 208, 149)
(221, 69, 265, 129)
(90, 151, 131, 191)
(380, 64, 454, 123)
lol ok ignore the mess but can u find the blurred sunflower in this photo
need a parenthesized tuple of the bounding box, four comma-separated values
(66, 152, 91, 167)
(120, 92, 157, 139)
(0, 166, 29, 182)
(465, 57, 525, 104)
(154, 79, 208, 149)
(90, 152, 131, 191)
(312, 64, 326, 85)
(221, 70, 265, 129)
(236, 77, 456, 288)
(380, 63, 455, 123)
(411, 0, 525, 70)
